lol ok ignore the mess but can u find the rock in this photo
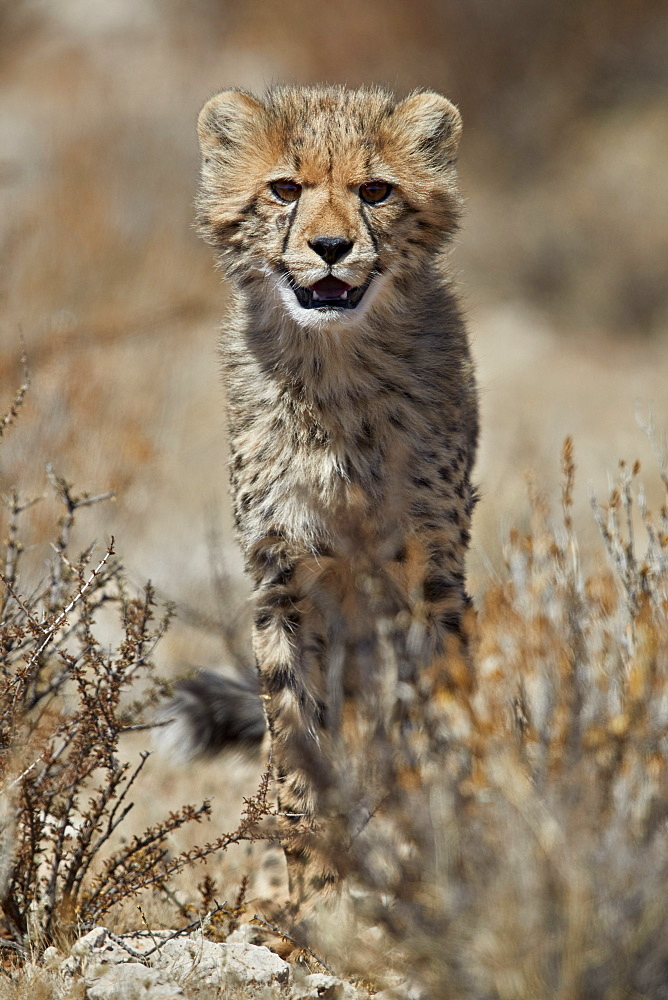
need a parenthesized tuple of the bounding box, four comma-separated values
(148, 935, 226, 991)
(152, 933, 290, 988)
(291, 972, 360, 999)
(62, 926, 134, 977)
(41, 945, 62, 969)
(226, 922, 264, 945)
(224, 940, 291, 986)
(62, 925, 291, 996)
(372, 983, 425, 1000)
(86, 963, 184, 1000)
(71, 926, 110, 956)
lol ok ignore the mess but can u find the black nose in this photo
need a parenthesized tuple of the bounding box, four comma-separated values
(308, 237, 353, 265)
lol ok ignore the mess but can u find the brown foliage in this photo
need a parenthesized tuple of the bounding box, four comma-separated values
(0, 384, 273, 962)
(2, 382, 668, 997)
(290, 433, 668, 997)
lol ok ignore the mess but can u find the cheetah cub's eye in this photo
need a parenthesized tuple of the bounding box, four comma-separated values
(270, 180, 302, 203)
(359, 181, 392, 204)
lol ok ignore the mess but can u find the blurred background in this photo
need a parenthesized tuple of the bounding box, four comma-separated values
(1, 0, 667, 673)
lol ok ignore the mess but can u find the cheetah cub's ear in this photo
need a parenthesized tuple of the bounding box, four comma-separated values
(197, 89, 265, 156)
(392, 90, 462, 168)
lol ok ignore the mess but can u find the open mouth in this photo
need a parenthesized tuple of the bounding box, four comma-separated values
(293, 275, 370, 310)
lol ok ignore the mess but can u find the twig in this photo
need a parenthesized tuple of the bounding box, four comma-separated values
(21, 541, 115, 677)
(0, 345, 30, 440)
(119, 719, 174, 733)
(107, 901, 233, 962)
(1, 756, 44, 792)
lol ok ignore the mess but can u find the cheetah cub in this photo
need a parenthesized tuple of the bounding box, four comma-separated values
(195, 84, 478, 913)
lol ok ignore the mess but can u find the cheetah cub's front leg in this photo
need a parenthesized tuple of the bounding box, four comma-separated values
(196, 84, 478, 922)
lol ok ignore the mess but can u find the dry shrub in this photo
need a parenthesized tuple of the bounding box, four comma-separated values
(0, 381, 272, 964)
(289, 432, 668, 998)
(5, 348, 668, 999)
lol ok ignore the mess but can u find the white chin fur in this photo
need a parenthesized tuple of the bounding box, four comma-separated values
(273, 274, 387, 329)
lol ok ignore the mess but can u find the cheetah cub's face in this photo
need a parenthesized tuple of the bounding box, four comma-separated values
(197, 86, 463, 329)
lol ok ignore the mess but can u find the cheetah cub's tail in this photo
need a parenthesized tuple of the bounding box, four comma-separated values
(157, 670, 266, 761)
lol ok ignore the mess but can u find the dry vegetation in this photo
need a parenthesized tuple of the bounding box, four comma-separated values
(3, 381, 668, 997)
(0, 381, 275, 958)
(2, 1, 668, 997)
(231, 430, 667, 998)
(351, 434, 668, 997)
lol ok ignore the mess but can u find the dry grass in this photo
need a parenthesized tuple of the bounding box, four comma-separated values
(6, 407, 663, 997)
(1, 3, 668, 996)
(267, 432, 668, 997)
(0, 380, 279, 972)
(2, 332, 668, 996)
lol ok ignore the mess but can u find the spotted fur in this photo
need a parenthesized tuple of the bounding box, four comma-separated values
(196, 84, 478, 915)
